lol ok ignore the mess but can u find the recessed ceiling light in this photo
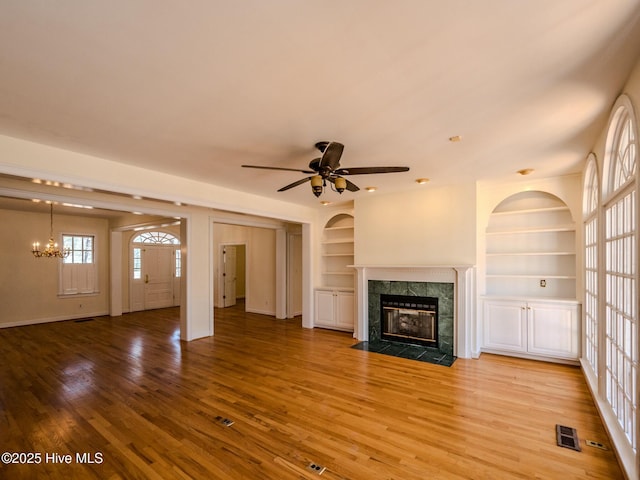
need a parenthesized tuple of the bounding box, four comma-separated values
(320, 201, 331, 206)
(449, 135, 462, 142)
(132, 195, 143, 200)
(517, 168, 534, 176)
(416, 178, 430, 184)
(365, 187, 377, 193)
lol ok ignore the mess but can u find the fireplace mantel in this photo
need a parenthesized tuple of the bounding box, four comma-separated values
(350, 265, 477, 359)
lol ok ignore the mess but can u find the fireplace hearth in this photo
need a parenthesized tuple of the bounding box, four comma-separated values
(381, 294, 438, 347)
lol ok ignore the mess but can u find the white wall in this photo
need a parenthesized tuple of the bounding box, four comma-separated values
(353, 182, 477, 266)
(0, 209, 109, 326)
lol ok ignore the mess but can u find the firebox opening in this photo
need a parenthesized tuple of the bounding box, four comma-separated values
(381, 294, 438, 348)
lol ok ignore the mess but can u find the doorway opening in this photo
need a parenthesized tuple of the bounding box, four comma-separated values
(129, 231, 181, 311)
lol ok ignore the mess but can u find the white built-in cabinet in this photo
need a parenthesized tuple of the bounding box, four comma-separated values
(483, 298, 579, 360)
(314, 288, 354, 332)
(482, 191, 580, 362)
(315, 214, 354, 332)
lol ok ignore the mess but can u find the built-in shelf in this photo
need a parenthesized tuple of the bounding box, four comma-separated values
(491, 206, 570, 216)
(486, 274, 576, 279)
(321, 239, 354, 244)
(324, 225, 354, 231)
(484, 191, 577, 300)
(486, 251, 575, 256)
(486, 224, 575, 235)
(320, 213, 354, 290)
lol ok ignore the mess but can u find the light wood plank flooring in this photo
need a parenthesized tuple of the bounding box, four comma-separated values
(0, 305, 624, 479)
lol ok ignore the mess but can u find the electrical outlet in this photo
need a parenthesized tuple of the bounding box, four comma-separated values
(585, 439, 607, 450)
(540, 279, 546, 288)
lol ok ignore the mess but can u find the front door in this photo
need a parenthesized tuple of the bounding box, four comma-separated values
(144, 246, 175, 309)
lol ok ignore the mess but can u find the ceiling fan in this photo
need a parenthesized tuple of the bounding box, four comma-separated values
(242, 141, 410, 197)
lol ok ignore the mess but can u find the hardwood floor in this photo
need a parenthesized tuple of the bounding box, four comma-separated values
(0, 305, 624, 479)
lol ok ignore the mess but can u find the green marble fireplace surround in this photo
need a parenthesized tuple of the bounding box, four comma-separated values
(368, 280, 454, 357)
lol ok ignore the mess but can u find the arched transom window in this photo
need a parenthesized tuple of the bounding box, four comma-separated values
(132, 231, 180, 245)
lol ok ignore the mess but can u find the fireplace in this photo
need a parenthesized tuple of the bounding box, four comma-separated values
(367, 279, 454, 357)
(381, 294, 438, 347)
(352, 265, 476, 359)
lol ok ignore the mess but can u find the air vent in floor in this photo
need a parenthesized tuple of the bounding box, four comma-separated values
(556, 424, 581, 451)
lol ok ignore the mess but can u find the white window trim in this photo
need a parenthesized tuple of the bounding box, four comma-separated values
(58, 231, 99, 296)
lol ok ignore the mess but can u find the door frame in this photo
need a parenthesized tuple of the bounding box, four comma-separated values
(129, 230, 181, 312)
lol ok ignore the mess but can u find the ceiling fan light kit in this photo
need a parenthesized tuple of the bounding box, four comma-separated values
(311, 175, 323, 197)
(242, 141, 409, 198)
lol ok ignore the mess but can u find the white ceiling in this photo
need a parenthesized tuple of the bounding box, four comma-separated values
(1, 1, 640, 207)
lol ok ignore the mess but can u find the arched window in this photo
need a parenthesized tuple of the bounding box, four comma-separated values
(582, 154, 599, 377)
(602, 95, 637, 451)
(132, 231, 180, 245)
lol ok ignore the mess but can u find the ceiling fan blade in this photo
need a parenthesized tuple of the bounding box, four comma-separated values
(319, 142, 344, 171)
(343, 178, 359, 192)
(242, 165, 315, 174)
(277, 176, 312, 192)
(334, 166, 410, 175)
(328, 176, 360, 192)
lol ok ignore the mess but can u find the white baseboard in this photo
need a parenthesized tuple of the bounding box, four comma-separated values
(245, 307, 276, 316)
(0, 310, 109, 329)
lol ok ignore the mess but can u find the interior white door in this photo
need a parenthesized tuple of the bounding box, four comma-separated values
(223, 245, 237, 307)
(144, 246, 174, 309)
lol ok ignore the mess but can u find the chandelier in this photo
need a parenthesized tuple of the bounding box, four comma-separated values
(32, 203, 70, 258)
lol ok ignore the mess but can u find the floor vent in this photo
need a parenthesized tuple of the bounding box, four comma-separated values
(75, 318, 95, 323)
(306, 462, 326, 475)
(556, 424, 581, 451)
(215, 416, 234, 427)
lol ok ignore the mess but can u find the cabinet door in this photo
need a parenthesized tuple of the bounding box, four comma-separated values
(527, 302, 579, 359)
(315, 290, 336, 327)
(483, 300, 527, 352)
(335, 291, 354, 331)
